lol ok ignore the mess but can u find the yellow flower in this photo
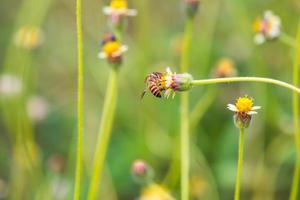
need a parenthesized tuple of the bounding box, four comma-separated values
(98, 40, 128, 64)
(213, 58, 237, 78)
(103, 41, 122, 56)
(14, 26, 44, 50)
(110, 0, 128, 9)
(227, 96, 261, 128)
(103, 0, 137, 25)
(140, 184, 174, 200)
(228, 96, 260, 115)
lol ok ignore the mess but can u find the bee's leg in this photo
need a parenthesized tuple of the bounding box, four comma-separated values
(140, 90, 147, 100)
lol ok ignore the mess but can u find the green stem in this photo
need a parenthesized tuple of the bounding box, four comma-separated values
(180, 92, 189, 200)
(180, 18, 193, 72)
(191, 77, 300, 94)
(234, 128, 245, 200)
(180, 18, 194, 200)
(74, 0, 84, 198)
(87, 69, 119, 200)
(289, 22, 300, 200)
(280, 32, 296, 48)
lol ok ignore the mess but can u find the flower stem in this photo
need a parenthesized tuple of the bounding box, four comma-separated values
(191, 77, 300, 94)
(87, 69, 119, 200)
(289, 21, 300, 200)
(234, 127, 245, 200)
(74, 0, 84, 198)
(280, 32, 296, 48)
(180, 17, 194, 200)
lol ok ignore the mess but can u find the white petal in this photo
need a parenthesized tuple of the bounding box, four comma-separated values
(248, 111, 257, 115)
(252, 106, 261, 110)
(103, 7, 112, 15)
(164, 89, 172, 99)
(254, 33, 265, 45)
(166, 67, 173, 75)
(111, 45, 128, 57)
(98, 52, 107, 59)
(120, 45, 128, 52)
(264, 10, 274, 19)
(127, 9, 137, 16)
(227, 104, 238, 112)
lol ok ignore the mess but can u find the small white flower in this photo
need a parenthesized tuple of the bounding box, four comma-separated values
(0, 74, 22, 97)
(26, 96, 49, 122)
(103, 0, 137, 25)
(253, 10, 281, 45)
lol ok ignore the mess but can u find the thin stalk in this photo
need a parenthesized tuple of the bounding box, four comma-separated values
(180, 17, 194, 200)
(191, 77, 300, 94)
(234, 128, 245, 200)
(280, 32, 296, 48)
(289, 22, 300, 200)
(87, 69, 119, 200)
(74, 0, 84, 198)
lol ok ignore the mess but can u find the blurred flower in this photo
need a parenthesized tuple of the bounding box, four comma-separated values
(212, 58, 237, 78)
(101, 32, 117, 46)
(190, 176, 207, 198)
(47, 154, 66, 173)
(27, 96, 49, 122)
(0, 74, 22, 97)
(51, 177, 70, 200)
(139, 184, 175, 200)
(132, 160, 154, 185)
(0, 179, 8, 199)
(143, 67, 193, 99)
(227, 95, 261, 128)
(98, 34, 128, 65)
(132, 160, 148, 176)
(185, 0, 200, 18)
(253, 10, 281, 45)
(103, 0, 137, 26)
(14, 25, 44, 50)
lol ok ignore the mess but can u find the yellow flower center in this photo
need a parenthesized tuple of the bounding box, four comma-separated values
(235, 97, 253, 113)
(103, 41, 121, 56)
(141, 184, 173, 200)
(110, 0, 128, 9)
(253, 18, 262, 32)
(158, 75, 171, 90)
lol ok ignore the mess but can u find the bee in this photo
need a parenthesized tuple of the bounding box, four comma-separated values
(141, 72, 164, 99)
(101, 32, 116, 46)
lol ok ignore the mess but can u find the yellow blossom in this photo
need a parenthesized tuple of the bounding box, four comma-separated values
(140, 184, 174, 200)
(110, 0, 128, 9)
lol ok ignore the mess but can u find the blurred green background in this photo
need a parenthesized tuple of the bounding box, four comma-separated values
(1, 0, 300, 199)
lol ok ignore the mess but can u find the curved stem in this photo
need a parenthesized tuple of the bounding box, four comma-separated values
(192, 77, 300, 94)
(74, 0, 84, 198)
(234, 128, 245, 200)
(290, 22, 300, 200)
(87, 69, 119, 200)
(180, 18, 193, 200)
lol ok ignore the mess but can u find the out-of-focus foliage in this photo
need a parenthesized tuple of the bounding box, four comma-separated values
(0, 0, 299, 199)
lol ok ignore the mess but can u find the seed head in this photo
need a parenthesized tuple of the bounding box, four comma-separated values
(185, 0, 200, 19)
